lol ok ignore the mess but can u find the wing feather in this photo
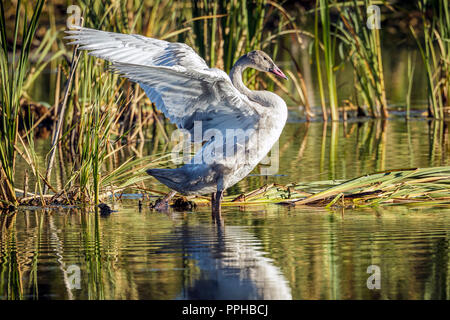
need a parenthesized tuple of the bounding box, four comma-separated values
(65, 26, 260, 139)
(65, 26, 208, 70)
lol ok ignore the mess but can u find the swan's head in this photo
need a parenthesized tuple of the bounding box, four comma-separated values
(245, 50, 288, 80)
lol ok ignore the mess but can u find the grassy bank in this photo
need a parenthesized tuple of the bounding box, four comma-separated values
(1, 0, 449, 209)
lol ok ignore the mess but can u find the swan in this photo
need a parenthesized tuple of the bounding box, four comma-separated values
(66, 26, 288, 215)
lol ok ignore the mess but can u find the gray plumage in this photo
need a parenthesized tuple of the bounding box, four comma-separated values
(65, 26, 288, 198)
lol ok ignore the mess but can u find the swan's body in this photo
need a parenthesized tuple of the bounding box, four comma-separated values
(66, 26, 288, 213)
(147, 90, 287, 196)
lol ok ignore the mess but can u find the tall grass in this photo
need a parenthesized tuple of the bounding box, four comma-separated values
(0, 0, 45, 206)
(314, 0, 339, 121)
(52, 1, 183, 205)
(411, 0, 449, 119)
(71, 55, 119, 204)
(336, 0, 388, 118)
(406, 52, 416, 119)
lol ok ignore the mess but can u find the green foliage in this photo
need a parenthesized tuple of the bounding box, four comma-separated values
(314, 0, 339, 121)
(0, 0, 45, 205)
(336, 0, 388, 118)
(411, 0, 449, 119)
(204, 166, 450, 208)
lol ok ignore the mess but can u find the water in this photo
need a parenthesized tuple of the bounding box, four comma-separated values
(2, 120, 450, 300)
(1, 203, 450, 300)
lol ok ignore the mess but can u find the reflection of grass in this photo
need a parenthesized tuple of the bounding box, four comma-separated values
(81, 210, 105, 299)
(0, 213, 22, 299)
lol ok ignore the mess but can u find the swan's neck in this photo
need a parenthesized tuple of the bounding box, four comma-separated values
(229, 60, 263, 104)
(230, 58, 286, 112)
(230, 63, 251, 96)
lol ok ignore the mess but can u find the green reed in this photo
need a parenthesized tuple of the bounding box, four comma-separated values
(189, 0, 266, 85)
(335, 0, 388, 118)
(0, 0, 45, 206)
(411, 0, 449, 119)
(314, 0, 339, 121)
(406, 52, 416, 119)
(55, 1, 184, 205)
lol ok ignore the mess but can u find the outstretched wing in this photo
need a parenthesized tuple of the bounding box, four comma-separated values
(65, 27, 260, 138)
(65, 26, 208, 70)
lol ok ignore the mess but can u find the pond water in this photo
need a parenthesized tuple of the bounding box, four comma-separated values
(1, 119, 450, 300)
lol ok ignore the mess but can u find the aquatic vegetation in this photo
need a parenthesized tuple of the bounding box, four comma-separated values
(411, 0, 449, 119)
(1, 0, 450, 305)
(335, 0, 388, 118)
(1, 0, 450, 210)
(0, 0, 45, 205)
(314, 0, 339, 121)
(174, 166, 450, 209)
(405, 52, 416, 119)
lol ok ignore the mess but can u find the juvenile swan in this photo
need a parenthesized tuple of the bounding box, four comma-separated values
(66, 26, 288, 215)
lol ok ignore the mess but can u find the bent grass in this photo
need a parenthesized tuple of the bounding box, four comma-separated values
(177, 166, 450, 209)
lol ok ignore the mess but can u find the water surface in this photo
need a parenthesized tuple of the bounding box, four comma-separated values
(1, 203, 449, 299)
(2, 120, 450, 300)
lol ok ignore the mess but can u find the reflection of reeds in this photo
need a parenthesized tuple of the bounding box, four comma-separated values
(0, 213, 22, 299)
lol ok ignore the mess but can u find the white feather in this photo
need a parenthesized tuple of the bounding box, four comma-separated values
(65, 26, 259, 139)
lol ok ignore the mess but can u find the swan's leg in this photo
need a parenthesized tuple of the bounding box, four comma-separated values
(212, 190, 223, 217)
(212, 176, 224, 217)
(211, 192, 216, 208)
(153, 190, 177, 210)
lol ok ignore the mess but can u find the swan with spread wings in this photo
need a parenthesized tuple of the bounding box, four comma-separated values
(66, 26, 288, 215)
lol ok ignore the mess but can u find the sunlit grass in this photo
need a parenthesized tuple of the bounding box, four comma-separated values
(411, 0, 449, 119)
(335, 0, 388, 118)
(314, 0, 339, 121)
(0, 0, 45, 206)
(182, 166, 450, 208)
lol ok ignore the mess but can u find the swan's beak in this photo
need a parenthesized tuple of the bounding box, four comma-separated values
(270, 65, 288, 80)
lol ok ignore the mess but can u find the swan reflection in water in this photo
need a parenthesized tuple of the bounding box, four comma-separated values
(173, 218, 292, 300)
(0, 210, 291, 300)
